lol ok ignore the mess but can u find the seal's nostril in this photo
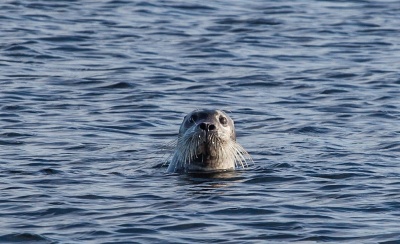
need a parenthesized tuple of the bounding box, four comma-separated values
(199, 122, 216, 131)
(199, 122, 207, 130)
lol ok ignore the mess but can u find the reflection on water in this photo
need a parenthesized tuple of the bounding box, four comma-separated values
(183, 171, 244, 190)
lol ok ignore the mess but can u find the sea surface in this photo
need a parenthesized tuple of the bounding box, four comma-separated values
(1, 0, 400, 243)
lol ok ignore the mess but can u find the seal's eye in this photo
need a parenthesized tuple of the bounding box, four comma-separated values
(219, 116, 227, 125)
(189, 114, 198, 123)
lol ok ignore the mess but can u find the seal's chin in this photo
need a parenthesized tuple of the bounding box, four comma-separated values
(193, 152, 218, 165)
(186, 153, 235, 173)
(197, 141, 218, 157)
(189, 142, 232, 172)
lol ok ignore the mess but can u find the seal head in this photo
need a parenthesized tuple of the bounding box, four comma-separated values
(167, 109, 250, 173)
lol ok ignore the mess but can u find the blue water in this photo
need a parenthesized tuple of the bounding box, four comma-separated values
(1, 0, 400, 243)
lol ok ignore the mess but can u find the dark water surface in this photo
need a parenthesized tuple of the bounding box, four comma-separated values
(1, 0, 400, 243)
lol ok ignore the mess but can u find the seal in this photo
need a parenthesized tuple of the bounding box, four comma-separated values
(167, 109, 251, 173)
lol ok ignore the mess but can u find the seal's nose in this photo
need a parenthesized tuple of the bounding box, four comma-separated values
(199, 122, 216, 131)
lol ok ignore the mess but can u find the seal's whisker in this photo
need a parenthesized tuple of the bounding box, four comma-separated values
(236, 147, 248, 168)
(237, 143, 253, 167)
(229, 142, 252, 169)
(188, 134, 196, 163)
(232, 145, 245, 168)
(161, 138, 179, 167)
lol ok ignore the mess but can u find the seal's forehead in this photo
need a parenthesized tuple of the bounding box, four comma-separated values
(189, 109, 230, 118)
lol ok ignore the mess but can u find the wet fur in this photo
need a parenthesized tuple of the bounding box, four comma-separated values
(167, 110, 251, 173)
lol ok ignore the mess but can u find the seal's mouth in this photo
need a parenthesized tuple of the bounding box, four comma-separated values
(194, 132, 221, 163)
(200, 132, 217, 148)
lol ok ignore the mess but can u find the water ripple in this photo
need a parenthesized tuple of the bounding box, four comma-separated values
(1, 0, 400, 243)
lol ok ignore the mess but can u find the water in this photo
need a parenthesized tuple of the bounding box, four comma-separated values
(1, 0, 399, 243)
